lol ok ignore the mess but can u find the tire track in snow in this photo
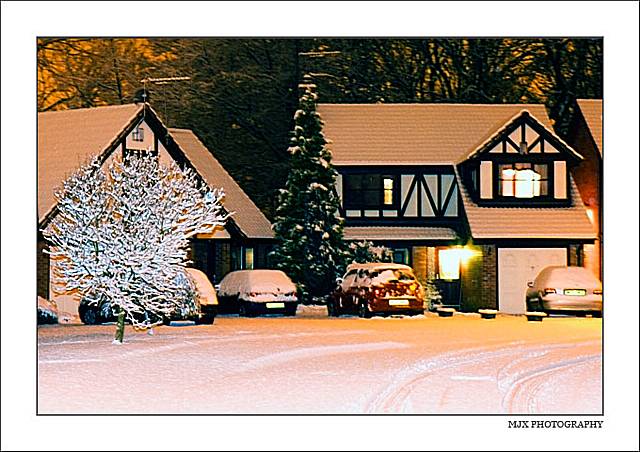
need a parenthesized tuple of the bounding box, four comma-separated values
(237, 342, 410, 373)
(365, 340, 599, 414)
(38, 330, 372, 364)
(500, 349, 601, 413)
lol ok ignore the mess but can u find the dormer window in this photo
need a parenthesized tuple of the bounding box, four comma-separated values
(498, 163, 548, 198)
(132, 125, 144, 142)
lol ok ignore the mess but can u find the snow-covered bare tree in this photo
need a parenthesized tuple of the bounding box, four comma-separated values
(44, 153, 227, 343)
(271, 78, 346, 304)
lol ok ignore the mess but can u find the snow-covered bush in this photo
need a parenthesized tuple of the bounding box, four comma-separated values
(343, 240, 393, 270)
(271, 78, 345, 304)
(423, 278, 443, 312)
(43, 153, 227, 342)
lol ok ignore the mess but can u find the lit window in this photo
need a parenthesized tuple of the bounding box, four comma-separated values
(383, 178, 394, 205)
(244, 247, 254, 270)
(438, 249, 460, 280)
(499, 163, 547, 198)
(132, 126, 144, 142)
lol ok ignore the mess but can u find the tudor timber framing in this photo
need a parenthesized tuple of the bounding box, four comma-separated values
(336, 166, 463, 229)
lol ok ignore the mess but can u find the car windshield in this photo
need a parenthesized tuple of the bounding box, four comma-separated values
(369, 269, 415, 284)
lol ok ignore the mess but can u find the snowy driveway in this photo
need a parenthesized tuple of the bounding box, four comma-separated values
(38, 307, 602, 414)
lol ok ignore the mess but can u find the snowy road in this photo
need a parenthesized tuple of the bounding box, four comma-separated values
(38, 307, 602, 414)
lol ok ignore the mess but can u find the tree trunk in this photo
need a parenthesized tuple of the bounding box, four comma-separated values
(114, 308, 126, 343)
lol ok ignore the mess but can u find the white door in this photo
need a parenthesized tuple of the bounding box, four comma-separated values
(498, 248, 567, 314)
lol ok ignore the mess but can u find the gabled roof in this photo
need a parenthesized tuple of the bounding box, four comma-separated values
(38, 104, 144, 223)
(318, 103, 554, 165)
(576, 99, 602, 155)
(169, 129, 274, 239)
(38, 104, 273, 239)
(463, 110, 583, 161)
(455, 168, 595, 240)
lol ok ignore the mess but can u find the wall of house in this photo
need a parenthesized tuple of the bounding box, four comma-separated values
(460, 244, 497, 312)
(566, 115, 602, 279)
(37, 239, 49, 299)
(411, 246, 428, 285)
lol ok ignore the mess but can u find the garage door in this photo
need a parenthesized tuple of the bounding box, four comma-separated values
(498, 248, 567, 314)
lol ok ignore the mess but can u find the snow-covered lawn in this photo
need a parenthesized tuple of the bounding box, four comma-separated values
(37, 307, 602, 414)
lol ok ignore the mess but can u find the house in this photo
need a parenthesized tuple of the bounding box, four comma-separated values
(38, 103, 274, 315)
(565, 99, 602, 280)
(319, 104, 597, 314)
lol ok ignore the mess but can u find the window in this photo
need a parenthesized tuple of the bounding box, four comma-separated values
(132, 125, 144, 142)
(344, 174, 397, 209)
(392, 248, 409, 265)
(498, 163, 548, 198)
(243, 247, 254, 270)
(438, 249, 460, 280)
(383, 177, 394, 205)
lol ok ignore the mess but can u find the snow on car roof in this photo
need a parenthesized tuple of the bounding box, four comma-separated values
(346, 262, 413, 271)
(537, 266, 601, 286)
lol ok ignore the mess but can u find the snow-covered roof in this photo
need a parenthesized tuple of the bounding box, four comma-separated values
(454, 168, 596, 240)
(343, 226, 458, 241)
(38, 104, 144, 223)
(169, 129, 274, 239)
(576, 99, 602, 156)
(318, 103, 554, 165)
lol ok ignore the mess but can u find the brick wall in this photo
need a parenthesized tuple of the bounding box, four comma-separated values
(566, 114, 602, 279)
(411, 246, 427, 285)
(460, 244, 497, 312)
(37, 239, 49, 299)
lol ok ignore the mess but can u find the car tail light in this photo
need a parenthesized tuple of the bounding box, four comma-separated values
(543, 288, 556, 295)
(593, 289, 602, 295)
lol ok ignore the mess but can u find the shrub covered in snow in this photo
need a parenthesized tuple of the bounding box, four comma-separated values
(43, 153, 227, 342)
(271, 78, 346, 304)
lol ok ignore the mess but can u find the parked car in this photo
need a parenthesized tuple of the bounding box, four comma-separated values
(327, 263, 425, 318)
(526, 266, 603, 317)
(78, 268, 218, 325)
(217, 269, 298, 316)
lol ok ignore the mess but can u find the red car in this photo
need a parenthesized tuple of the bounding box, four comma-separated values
(327, 263, 425, 318)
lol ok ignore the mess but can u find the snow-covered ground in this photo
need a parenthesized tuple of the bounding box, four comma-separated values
(37, 306, 602, 414)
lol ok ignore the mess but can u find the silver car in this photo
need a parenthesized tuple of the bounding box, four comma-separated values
(526, 266, 603, 317)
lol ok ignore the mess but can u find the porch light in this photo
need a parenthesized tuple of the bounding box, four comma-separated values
(438, 247, 476, 280)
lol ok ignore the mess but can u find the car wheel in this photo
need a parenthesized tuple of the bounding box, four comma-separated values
(239, 300, 256, 317)
(162, 317, 172, 326)
(197, 314, 215, 324)
(327, 299, 340, 317)
(80, 305, 100, 325)
(285, 304, 297, 316)
(358, 300, 372, 319)
(238, 300, 247, 317)
(592, 311, 602, 318)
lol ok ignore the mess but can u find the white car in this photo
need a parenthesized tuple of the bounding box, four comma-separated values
(526, 266, 603, 317)
(217, 270, 298, 316)
(184, 268, 219, 324)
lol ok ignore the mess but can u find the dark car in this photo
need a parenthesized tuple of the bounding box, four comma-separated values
(327, 263, 425, 318)
(526, 266, 603, 317)
(78, 268, 218, 325)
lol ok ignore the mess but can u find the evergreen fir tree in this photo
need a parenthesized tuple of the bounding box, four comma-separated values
(271, 78, 345, 304)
